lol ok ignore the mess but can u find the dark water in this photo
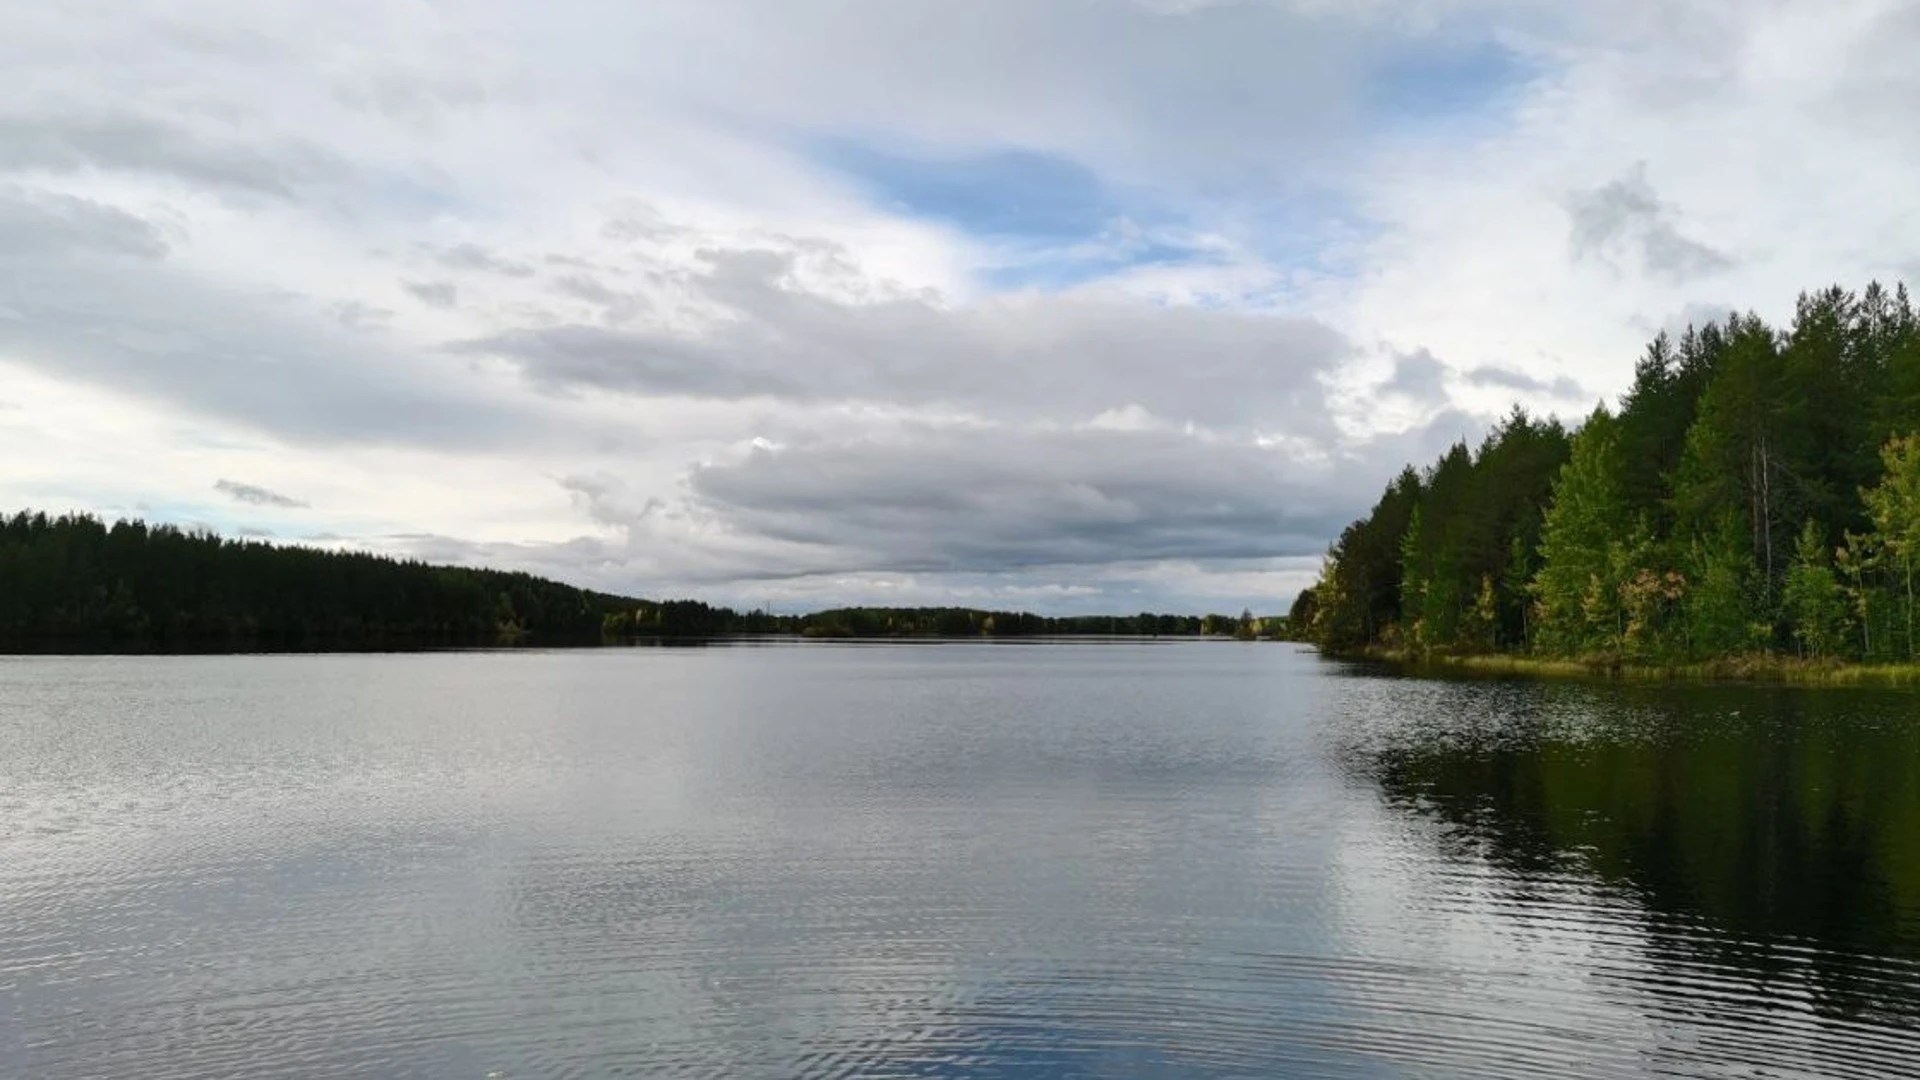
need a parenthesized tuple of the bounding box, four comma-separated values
(3, 644, 1918, 1078)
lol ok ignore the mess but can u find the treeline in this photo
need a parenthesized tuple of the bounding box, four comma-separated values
(0, 511, 1266, 649)
(1297, 281, 1920, 666)
(0, 511, 653, 647)
(743, 607, 1270, 639)
(607, 605, 1276, 639)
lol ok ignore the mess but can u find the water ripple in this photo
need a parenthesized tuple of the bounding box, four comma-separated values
(2, 647, 1918, 1077)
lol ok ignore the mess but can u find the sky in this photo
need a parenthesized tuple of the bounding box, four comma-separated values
(3, 0, 1918, 615)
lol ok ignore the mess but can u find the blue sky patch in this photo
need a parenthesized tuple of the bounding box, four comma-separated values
(813, 137, 1234, 290)
(811, 135, 1378, 298)
(980, 236, 1222, 293)
(813, 139, 1127, 243)
(1368, 35, 1537, 129)
(817, 136, 1144, 242)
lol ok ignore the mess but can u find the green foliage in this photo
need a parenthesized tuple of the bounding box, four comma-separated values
(1312, 468, 1423, 650)
(1311, 409, 1567, 655)
(1669, 313, 1795, 593)
(1307, 280, 1920, 669)
(1286, 586, 1318, 641)
(1782, 520, 1849, 659)
(1457, 574, 1499, 653)
(1683, 514, 1759, 657)
(1532, 408, 1627, 654)
(1859, 434, 1920, 660)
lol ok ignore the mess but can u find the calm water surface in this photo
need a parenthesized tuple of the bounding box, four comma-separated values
(2, 643, 1918, 1078)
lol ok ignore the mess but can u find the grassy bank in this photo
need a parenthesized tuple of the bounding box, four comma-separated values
(1336, 647, 1920, 687)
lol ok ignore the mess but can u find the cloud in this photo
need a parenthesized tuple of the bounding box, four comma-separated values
(686, 428, 1341, 572)
(0, 186, 170, 259)
(424, 242, 534, 277)
(333, 402, 1483, 616)
(1567, 162, 1733, 282)
(462, 240, 1349, 431)
(215, 479, 308, 508)
(0, 250, 592, 451)
(1462, 364, 1585, 400)
(5, 0, 1920, 613)
(560, 473, 662, 528)
(0, 111, 343, 199)
(550, 274, 651, 324)
(605, 408, 1481, 579)
(401, 280, 459, 308)
(1380, 347, 1447, 403)
(328, 300, 394, 329)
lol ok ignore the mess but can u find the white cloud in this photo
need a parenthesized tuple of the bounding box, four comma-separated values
(2, 0, 1916, 611)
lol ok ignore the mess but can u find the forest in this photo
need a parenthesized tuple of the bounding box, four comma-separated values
(0, 511, 1259, 648)
(1293, 281, 1920, 669)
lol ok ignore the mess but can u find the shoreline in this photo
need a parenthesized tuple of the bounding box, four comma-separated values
(1331, 646, 1920, 687)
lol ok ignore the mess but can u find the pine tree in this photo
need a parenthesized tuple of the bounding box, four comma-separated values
(1671, 313, 1799, 599)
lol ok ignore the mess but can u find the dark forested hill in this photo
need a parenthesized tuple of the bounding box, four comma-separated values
(0, 511, 676, 647)
(1300, 281, 1920, 667)
(0, 512, 1256, 649)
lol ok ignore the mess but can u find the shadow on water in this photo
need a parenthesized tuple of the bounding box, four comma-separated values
(8, 647, 1919, 1079)
(1334, 669, 1920, 1032)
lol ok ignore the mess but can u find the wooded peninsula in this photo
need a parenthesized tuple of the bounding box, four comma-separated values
(0, 511, 1272, 649)
(1293, 281, 1920, 681)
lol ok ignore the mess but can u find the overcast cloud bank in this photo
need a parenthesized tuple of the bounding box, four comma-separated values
(3, 0, 1917, 612)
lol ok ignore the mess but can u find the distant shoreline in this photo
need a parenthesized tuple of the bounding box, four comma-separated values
(0, 631, 1293, 658)
(2, 510, 1290, 652)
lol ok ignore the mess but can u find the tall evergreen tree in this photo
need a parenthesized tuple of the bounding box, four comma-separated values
(1532, 407, 1630, 653)
(1671, 313, 1801, 601)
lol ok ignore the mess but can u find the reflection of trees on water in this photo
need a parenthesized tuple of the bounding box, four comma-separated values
(1351, 677, 1920, 1024)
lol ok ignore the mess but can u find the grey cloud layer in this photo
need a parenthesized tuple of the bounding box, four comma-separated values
(0, 186, 170, 259)
(2, 0, 1711, 611)
(520, 0, 1413, 187)
(465, 245, 1348, 429)
(215, 479, 308, 508)
(0, 164, 1469, 601)
(1463, 364, 1585, 401)
(0, 233, 597, 453)
(0, 111, 343, 199)
(426, 243, 534, 277)
(1382, 348, 1447, 402)
(689, 428, 1354, 573)
(531, 412, 1484, 589)
(1569, 164, 1732, 282)
(1381, 350, 1585, 407)
(402, 280, 460, 309)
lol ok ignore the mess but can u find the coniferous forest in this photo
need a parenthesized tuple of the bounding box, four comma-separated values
(1294, 282, 1920, 669)
(0, 511, 1253, 649)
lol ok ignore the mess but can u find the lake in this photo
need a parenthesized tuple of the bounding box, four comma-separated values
(3, 642, 1917, 1078)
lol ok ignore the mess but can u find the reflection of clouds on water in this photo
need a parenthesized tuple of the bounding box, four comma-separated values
(6, 648, 1920, 1078)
